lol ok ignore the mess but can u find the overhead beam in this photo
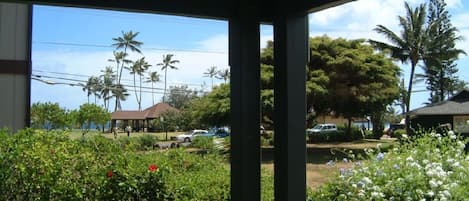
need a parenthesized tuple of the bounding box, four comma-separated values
(8, 0, 351, 22)
(11, 0, 235, 20)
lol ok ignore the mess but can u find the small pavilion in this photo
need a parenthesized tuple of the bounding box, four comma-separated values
(110, 103, 179, 132)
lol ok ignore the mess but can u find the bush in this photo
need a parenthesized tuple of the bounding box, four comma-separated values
(191, 136, 215, 150)
(0, 129, 259, 200)
(137, 134, 158, 151)
(392, 128, 406, 139)
(0, 129, 169, 200)
(309, 131, 469, 200)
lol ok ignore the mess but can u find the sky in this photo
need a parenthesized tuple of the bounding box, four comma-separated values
(31, 0, 469, 112)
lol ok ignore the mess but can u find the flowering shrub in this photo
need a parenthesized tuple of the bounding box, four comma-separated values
(0, 129, 250, 200)
(309, 131, 469, 200)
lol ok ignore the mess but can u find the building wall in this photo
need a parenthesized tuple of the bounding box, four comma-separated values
(0, 3, 31, 131)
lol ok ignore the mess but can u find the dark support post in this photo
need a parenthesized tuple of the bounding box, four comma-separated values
(229, 7, 261, 201)
(273, 13, 308, 201)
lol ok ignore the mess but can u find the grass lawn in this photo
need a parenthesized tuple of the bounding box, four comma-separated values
(261, 138, 396, 190)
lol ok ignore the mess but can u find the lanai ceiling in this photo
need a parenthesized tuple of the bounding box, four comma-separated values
(12, 0, 352, 21)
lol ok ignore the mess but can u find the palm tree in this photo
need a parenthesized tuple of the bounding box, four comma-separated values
(109, 51, 132, 111)
(111, 84, 130, 114)
(369, 2, 427, 132)
(127, 57, 151, 111)
(100, 66, 116, 111)
(203, 66, 218, 88)
(146, 71, 160, 105)
(157, 54, 179, 103)
(112, 31, 143, 111)
(83, 76, 102, 105)
(216, 68, 230, 84)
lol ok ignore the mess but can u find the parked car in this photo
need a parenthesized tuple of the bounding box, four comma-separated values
(208, 127, 231, 138)
(306, 123, 338, 134)
(176, 129, 210, 142)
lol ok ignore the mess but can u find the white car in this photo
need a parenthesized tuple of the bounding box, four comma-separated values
(306, 124, 337, 134)
(176, 129, 210, 142)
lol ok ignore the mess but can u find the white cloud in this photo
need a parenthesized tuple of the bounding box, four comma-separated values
(196, 34, 228, 52)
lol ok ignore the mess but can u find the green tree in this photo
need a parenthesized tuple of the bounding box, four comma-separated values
(165, 85, 199, 109)
(308, 37, 400, 136)
(112, 31, 143, 110)
(30, 102, 67, 130)
(157, 54, 179, 103)
(188, 84, 230, 127)
(421, 0, 466, 103)
(77, 103, 110, 134)
(127, 57, 151, 110)
(369, 2, 428, 132)
(151, 110, 181, 140)
(203, 66, 218, 88)
(146, 71, 160, 105)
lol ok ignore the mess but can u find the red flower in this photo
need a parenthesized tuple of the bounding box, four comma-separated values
(149, 164, 158, 172)
(107, 170, 113, 178)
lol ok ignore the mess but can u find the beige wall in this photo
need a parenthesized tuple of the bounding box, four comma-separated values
(0, 3, 31, 131)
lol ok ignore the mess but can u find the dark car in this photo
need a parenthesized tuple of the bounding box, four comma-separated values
(209, 127, 231, 138)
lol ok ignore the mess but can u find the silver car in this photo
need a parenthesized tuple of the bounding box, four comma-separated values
(176, 129, 210, 142)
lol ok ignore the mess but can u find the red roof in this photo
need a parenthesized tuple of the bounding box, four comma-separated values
(111, 103, 179, 120)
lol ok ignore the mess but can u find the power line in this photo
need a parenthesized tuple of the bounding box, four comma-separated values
(32, 69, 205, 87)
(31, 73, 208, 94)
(33, 41, 227, 54)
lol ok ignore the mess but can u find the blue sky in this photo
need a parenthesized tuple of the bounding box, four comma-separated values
(31, 0, 469, 112)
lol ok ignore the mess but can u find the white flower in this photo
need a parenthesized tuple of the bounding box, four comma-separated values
(442, 190, 451, 198)
(427, 191, 435, 197)
(457, 141, 465, 150)
(406, 156, 414, 162)
(429, 179, 439, 188)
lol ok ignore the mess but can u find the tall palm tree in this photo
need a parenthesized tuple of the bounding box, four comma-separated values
(157, 54, 179, 103)
(100, 66, 116, 111)
(109, 51, 131, 111)
(216, 68, 230, 84)
(112, 31, 143, 111)
(127, 57, 151, 111)
(369, 2, 427, 132)
(203, 66, 218, 88)
(146, 71, 160, 105)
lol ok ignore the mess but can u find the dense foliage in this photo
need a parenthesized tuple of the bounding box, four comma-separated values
(188, 84, 230, 127)
(30, 102, 68, 130)
(260, 37, 400, 133)
(309, 131, 469, 200)
(0, 129, 275, 200)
